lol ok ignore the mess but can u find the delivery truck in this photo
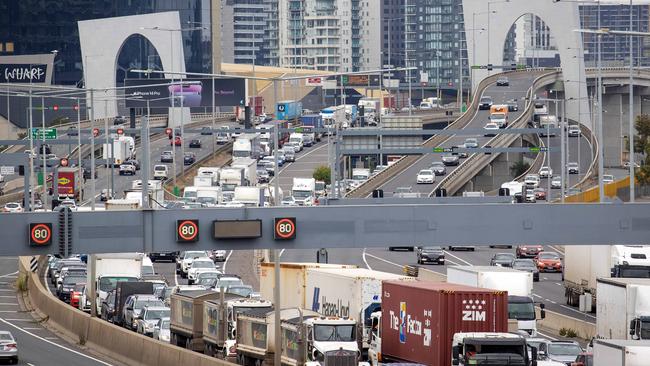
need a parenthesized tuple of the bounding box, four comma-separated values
(301, 114, 324, 142)
(112, 281, 154, 326)
(446, 266, 544, 336)
(451, 332, 534, 366)
(231, 157, 257, 186)
(103, 137, 134, 166)
(593, 339, 650, 366)
(56, 167, 82, 200)
(304, 268, 411, 357)
(368, 281, 509, 366)
(292, 178, 316, 206)
(202, 295, 272, 358)
(170, 289, 221, 352)
(596, 277, 650, 340)
(86, 253, 143, 314)
(276, 100, 302, 121)
(233, 133, 262, 160)
(565, 245, 650, 311)
(232, 186, 265, 207)
(236, 308, 367, 366)
(259, 263, 357, 309)
(219, 167, 246, 202)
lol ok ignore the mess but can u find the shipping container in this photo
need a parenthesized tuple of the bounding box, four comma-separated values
(57, 167, 81, 199)
(170, 290, 221, 352)
(377, 281, 508, 366)
(593, 339, 650, 366)
(276, 100, 302, 121)
(249, 96, 264, 116)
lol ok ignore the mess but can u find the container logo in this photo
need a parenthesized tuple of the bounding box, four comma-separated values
(399, 302, 407, 343)
(462, 299, 487, 322)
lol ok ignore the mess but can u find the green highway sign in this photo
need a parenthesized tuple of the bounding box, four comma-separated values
(433, 147, 452, 153)
(295, 127, 304, 133)
(31, 128, 57, 140)
(529, 147, 548, 153)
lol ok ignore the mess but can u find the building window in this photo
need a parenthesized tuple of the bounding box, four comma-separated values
(5, 42, 13, 53)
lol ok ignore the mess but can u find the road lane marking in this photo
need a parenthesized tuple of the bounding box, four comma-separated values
(221, 250, 233, 273)
(559, 305, 597, 320)
(0, 318, 113, 365)
(270, 142, 329, 184)
(532, 294, 542, 298)
(443, 250, 474, 266)
(0, 271, 18, 278)
(362, 249, 372, 270)
(279, 249, 285, 258)
(537, 331, 558, 341)
(364, 252, 443, 276)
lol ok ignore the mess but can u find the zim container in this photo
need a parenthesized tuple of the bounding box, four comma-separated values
(380, 280, 508, 366)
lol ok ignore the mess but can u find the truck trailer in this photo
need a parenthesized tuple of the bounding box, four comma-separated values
(446, 266, 544, 336)
(597, 277, 650, 340)
(593, 339, 650, 366)
(170, 290, 221, 352)
(369, 281, 509, 366)
(86, 253, 143, 314)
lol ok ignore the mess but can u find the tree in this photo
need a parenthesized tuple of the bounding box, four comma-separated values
(313, 166, 331, 184)
(510, 161, 530, 178)
(634, 114, 650, 156)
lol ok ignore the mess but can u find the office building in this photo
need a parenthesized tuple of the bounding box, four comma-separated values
(221, 0, 269, 66)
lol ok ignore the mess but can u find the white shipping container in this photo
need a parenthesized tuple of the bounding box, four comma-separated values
(446, 266, 533, 297)
(596, 278, 650, 340)
(594, 339, 650, 366)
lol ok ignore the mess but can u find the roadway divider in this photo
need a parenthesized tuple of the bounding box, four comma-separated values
(18, 256, 234, 366)
(536, 307, 596, 341)
(346, 69, 541, 198)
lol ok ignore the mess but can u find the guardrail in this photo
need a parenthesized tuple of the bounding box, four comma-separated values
(346, 69, 544, 198)
(18, 256, 233, 366)
(435, 71, 562, 196)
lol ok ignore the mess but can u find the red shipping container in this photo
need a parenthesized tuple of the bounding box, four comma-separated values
(380, 280, 508, 366)
(249, 96, 264, 116)
(57, 168, 77, 198)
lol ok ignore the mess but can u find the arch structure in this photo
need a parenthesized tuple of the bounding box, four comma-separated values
(462, 0, 592, 130)
(78, 11, 186, 120)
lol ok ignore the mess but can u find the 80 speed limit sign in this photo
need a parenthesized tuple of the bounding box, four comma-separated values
(274, 217, 296, 240)
(176, 220, 199, 243)
(29, 223, 52, 246)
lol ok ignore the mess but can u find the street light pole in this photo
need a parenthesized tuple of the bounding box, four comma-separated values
(90, 89, 96, 211)
(41, 97, 47, 209)
(628, 0, 635, 202)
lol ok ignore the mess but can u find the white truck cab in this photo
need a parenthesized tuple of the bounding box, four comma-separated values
(292, 178, 316, 206)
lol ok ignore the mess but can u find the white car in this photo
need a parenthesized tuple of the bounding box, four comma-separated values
(187, 258, 217, 285)
(212, 250, 227, 262)
(567, 125, 581, 137)
(153, 318, 170, 342)
(538, 166, 553, 178)
(524, 174, 540, 188)
(153, 165, 169, 180)
(603, 174, 615, 184)
(464, 138, 479, 149)
(179, 251, 211, 278)
(284, 142, 301, 153)
(416, 169, 435, 184)
(282, 196, 298, 206)
(2, 202, 23, 213)
(623, 161, 640, 168)
(567, 162, 579, 174)
(551, 176, 562, 189)
(483, 122, 499, 137)
(525, 190, 537, 203)
(119, 163, 136, 175)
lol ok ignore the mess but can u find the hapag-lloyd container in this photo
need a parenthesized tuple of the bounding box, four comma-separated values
(381, 281, 508, 366)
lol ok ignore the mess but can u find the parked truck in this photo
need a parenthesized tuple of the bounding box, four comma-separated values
(593, 339, 650, 366)
(232, 186, 265, 207)
(301, 114, 324, 142)
(57, 167, 82, 200)
(236, 308, 368, 366)
(446, 266, 545, 336)
(233, 133, 262, 160)
(292, 178, 316, 206)
(170, 289, 221, 352)
(231, 157, 258, 186)
(596, 277, 650, 340)
(86, 253, 143, 314)
(202, 295, 272, 358)
(368, 280, 509, 366)
(564, 245, 650, 311)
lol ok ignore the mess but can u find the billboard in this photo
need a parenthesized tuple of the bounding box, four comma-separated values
(124, 78, 246, 108)
(338, 74, 381, 87)
(0, 54, 54, 84)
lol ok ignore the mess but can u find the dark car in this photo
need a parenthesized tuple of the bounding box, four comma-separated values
(417, 246, 445, 265)
(183, 153, 196, 165)
(67, 126, 79, 136)
(496, 77, 509, 86)
(516, 245, 543, 258)
(430, 162, 446, 176)
(189, 139, 202, 148)
(101, 290, 117, 323)
(113, 116, 127, 125)
(82, 166, 98, 180)
(201, 127, 213, 135)
(257, 169, 270, 183)
(511, 258, 540, 282)
(490, 253, 516, 267)
(39, 144, 52, 155)
(57, 274, 86, 303)
(149, 252, 177, 263)
(479, 96, 493, 110)
(506, 99, 519, 112)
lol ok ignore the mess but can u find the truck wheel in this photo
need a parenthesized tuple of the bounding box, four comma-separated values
(254, 359, 262, 366)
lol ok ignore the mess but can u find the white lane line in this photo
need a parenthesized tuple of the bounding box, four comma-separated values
(559, 305, 597, 319)
(3, 319, 35, 322)
(555, 282, 563, 286)
(443, 250, 474, 266)
(364, 253, 443, 276)
(0, 303, 19, 306)
(532, 294, 543, 299)
(0, 318, 113, 365)
(279, 249, 285, 258)
(0, 311, 17, 313)
(549, 300, 557, 304)
(537, 331, 558, 341)
(174, 269, 179, 287)
(362, 249, 372, 270)
(0, 296, 16, 298)
(22, 327, 43, 330)
(0, 271, 18, 278)
(0, 289, 13, 292)
(221, 250, 233, 273)
(27, 363, 36, 366)
(270, 143, 329, 184)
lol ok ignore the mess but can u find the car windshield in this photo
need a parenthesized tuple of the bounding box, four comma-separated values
(422, 246, 442, 251)
(154, 166, 166, 171)
(495, 254, 513, 260)
(161, 319, 170, 329)
(481, 98, 491, 103)
(192, 261, 214, 269)
(513, 260, 536, 269)
(99, 276, 138, 292)
(432, 162, 444, 167)
(314, 324, 356, 342)
(548, 343, 582, 356)
(145, 309, 170, 320)
(227, 286, 253, 297)
(135, 299, 163, 309)
(63, 276, 86, 285)
(198, 272, 220, 280)
(141, 266, 154, 275)
(293, 190, 311, 199)
(539, 253, 560, 260)
(184, 251, 208, 259)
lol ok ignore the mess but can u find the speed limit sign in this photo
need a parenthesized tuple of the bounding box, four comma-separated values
(116, 128, 124, 135)
(176, 220, 199, 243)
(274, 217, 296, 240)
(92, 128, 100, 137)
(29, 223, 52, 246)
(165, 128, 172, 135)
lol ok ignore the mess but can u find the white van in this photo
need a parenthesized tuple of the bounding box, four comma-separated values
(289, 133, 304, 151)
(141, 256, 155, 276)
(153, 165, 169, 180)
(183, 186, 198, 201)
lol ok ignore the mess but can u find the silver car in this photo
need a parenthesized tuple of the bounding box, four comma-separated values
(431, 162, 447, 175)
(441, 154, 459, 166)
(0, 331, 18, 364)
(136, 305, 171, 336)
(153, 317, 171, 342)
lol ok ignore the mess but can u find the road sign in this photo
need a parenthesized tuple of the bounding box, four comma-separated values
(59, 158, 69, 167)
(274, 217, 296, 240)
(31, 128, 57, 140)
(0, 166, 15, 175)
(176, 220, 199, 242)
(116, 128, 124, 135)
(213, 220, 262, 239)
(433, 147, 453, 153)
(29, 223, 52, 246)
(306, 77, 323, 86)
(92, 128, 99, 137)
(165, 128, 172, 136)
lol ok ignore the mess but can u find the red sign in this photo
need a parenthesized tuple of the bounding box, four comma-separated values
(57, 170, 76, 196)
(29, 223, 52, 246)
(165, 128, 173, 136)
(306, 77, 323, 86)
(274, 217, 296, 240)
(176, 220, 199, 242)
(116, 128, 124, 135)
(92, 128, 99, 137)
(59, 158, 69, 167)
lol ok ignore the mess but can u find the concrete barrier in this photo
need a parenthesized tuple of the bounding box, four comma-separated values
(536, 307, 596, 340)
(19, 256, 235, 366)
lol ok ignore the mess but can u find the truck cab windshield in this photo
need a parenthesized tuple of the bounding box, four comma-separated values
(222, 184, 237, 192)
(99, 276, 138, 292)
(293, 190, 311, 199)
(508, 301, 536, 321)
(314, 325, 355, 342)
(639, 320, 650, 339)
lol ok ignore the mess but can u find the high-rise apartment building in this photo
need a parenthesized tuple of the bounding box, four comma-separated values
(221, 0, 269, 66)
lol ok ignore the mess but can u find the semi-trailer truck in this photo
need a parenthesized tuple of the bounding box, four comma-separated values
(596, 277, 650, 340)
(368, 280, 510, 366)
(593, 339, 650, 366)
(446, 266, 545, 336)
(300, 114, 324, 142)
(292, 178, 316, 206)
(170, 289, 221, 352)
(276, 100, 302, 121)
(233, 133, 262, 160)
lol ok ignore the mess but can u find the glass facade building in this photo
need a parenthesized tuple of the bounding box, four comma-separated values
(0, 0, 213, 85)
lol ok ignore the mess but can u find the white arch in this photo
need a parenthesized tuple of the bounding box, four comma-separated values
(78, 11, 186, 120)
(463, 0, 592, 130)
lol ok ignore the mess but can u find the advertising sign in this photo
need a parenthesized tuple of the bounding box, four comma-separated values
(306, 77, 323, 86)
(124, 78, 246, 108)
(0, 64, 48, 83)
(339, 74, 380, 86)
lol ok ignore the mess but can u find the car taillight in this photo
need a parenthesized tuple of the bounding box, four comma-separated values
(4, 343, 16, 350)
(72, 292, 81, 299)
